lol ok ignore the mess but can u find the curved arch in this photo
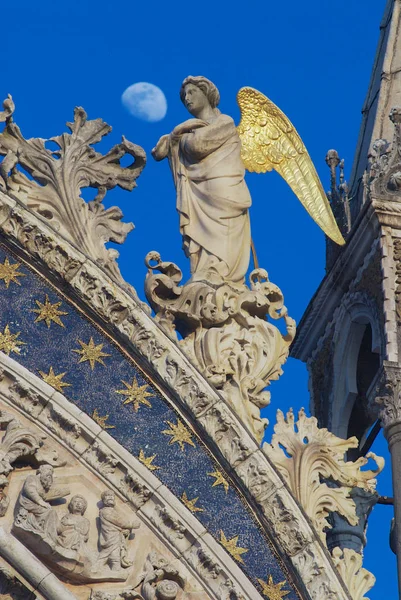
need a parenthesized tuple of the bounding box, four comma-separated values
(331, 292, 382, 440)
(0, 189, 353, 600)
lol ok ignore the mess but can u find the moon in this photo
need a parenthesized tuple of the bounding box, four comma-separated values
(121, 82, 167, 122)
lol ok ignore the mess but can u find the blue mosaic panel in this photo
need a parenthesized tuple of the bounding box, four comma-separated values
(0, 244, 301, 599)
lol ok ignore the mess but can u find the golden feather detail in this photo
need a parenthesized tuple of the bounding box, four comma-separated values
(237, 87, 345, 246)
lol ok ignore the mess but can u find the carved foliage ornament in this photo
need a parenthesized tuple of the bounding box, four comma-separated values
(0, 95, 146, 281)
(331, 548, 375, 600)
(145, 252, 295, 442)
(263, 409, 384, 540)
(369, 107, 401, 197)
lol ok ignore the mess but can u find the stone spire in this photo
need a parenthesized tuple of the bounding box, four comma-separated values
(350, 0, 401, 212)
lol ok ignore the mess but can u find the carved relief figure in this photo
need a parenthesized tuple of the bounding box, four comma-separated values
(57, 494, 90, 552)
(98, 490, 140, 570)
(14, 465, 66, 538)
(140, 552, 185, 600)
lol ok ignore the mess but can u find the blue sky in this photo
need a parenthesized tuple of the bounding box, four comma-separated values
(3, 0, 395, 596)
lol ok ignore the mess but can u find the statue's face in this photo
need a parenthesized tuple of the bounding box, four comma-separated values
(102, 492, 115, 507)
(70, 496, 85, 514)
(183, 84, 209, 117)
(40, 470, 53, 490)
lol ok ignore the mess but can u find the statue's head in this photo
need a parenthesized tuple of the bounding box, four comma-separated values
(37, 464, 53, 491)
(69, 494, 87, 515)
(180, 76, 220, 117)
(101, 490, 115, 507)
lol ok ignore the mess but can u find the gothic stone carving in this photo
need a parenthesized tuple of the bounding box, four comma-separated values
(13, 467, 139, 583)
(369, 107, 401, 198)
(331, 547, 375, 600)
(98, 490, 140, 571)
(145, 253, 295, 442)
(263, 408, 384, 540)
(375, 364, 401, 429)
(0, 409, 60, 517)
(0, 96, 146, 283)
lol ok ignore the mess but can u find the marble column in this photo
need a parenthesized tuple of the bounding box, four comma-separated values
(376, 363, 401, 599)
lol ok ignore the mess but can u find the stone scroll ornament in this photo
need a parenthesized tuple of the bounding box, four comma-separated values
(145, 253, 295, 441)
(148, 75, 344, 441)
(0, 95, 146, 283)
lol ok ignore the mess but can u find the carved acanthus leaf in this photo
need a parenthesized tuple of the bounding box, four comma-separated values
(263, 409, 384, 539)
(331, 547, 375, 600)
(145, 253, 296, 442)
(0, 98, 146, 282)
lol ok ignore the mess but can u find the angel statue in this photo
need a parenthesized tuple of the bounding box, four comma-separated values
(152, 76, 344, 285)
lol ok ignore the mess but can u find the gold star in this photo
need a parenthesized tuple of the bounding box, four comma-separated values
(162, 419, 195, 451)
(92, 408, 115, 429)
(181, 491, 204, 513)
(208, 470, 229, 493)
(219, 530, 248, 564)
(72, 337, 111, 370)
(116, 378, 153, 412)
(0, 325, 25, 355)
(0, 257, 25, 288)
(39, 367, 71, 392)
(138, 449, 160, 471)
(257, 575, 290, 600)
(32, 295, 67, 328)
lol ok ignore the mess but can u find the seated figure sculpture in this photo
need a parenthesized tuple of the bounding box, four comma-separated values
(14, 464, 61, 539)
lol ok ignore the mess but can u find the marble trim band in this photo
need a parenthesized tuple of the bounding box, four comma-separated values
(0, 190, 351, 600)
(0, 527, 78, 600)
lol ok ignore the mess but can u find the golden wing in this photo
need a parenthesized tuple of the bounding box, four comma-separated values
(237, 87, 345, 246)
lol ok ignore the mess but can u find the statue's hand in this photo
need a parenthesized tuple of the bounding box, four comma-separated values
(151, 135, 170, 161)
(172, 119, 208, 137)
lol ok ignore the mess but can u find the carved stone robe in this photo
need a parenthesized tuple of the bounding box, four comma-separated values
(169, 114, 251, 284)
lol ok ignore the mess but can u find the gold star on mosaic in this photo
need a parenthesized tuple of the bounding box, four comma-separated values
(72, 337, 111, 370)
(219, 530, 248, 564)
(0, 257, 25, 288)
(162, 419, 195, 451)
(208, 470, 229, 493)
(181, 491, 204, 513)
(138, 449, 160, 471)
(32, 295, 67, 328)
(92, 408, 115, 430)
(0, 325, 25, 356)
(257, 575, 290, 600)
(116, 378, 153, 412)
(39, 367, 71, 392)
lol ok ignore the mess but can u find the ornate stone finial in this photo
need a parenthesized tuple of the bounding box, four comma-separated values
(145, 253, 295, 442)
(325, 149, 351, 237)
(368, 107, 401, 196)
(263, 408, 384, 540)
(0, 96, 146, 282)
